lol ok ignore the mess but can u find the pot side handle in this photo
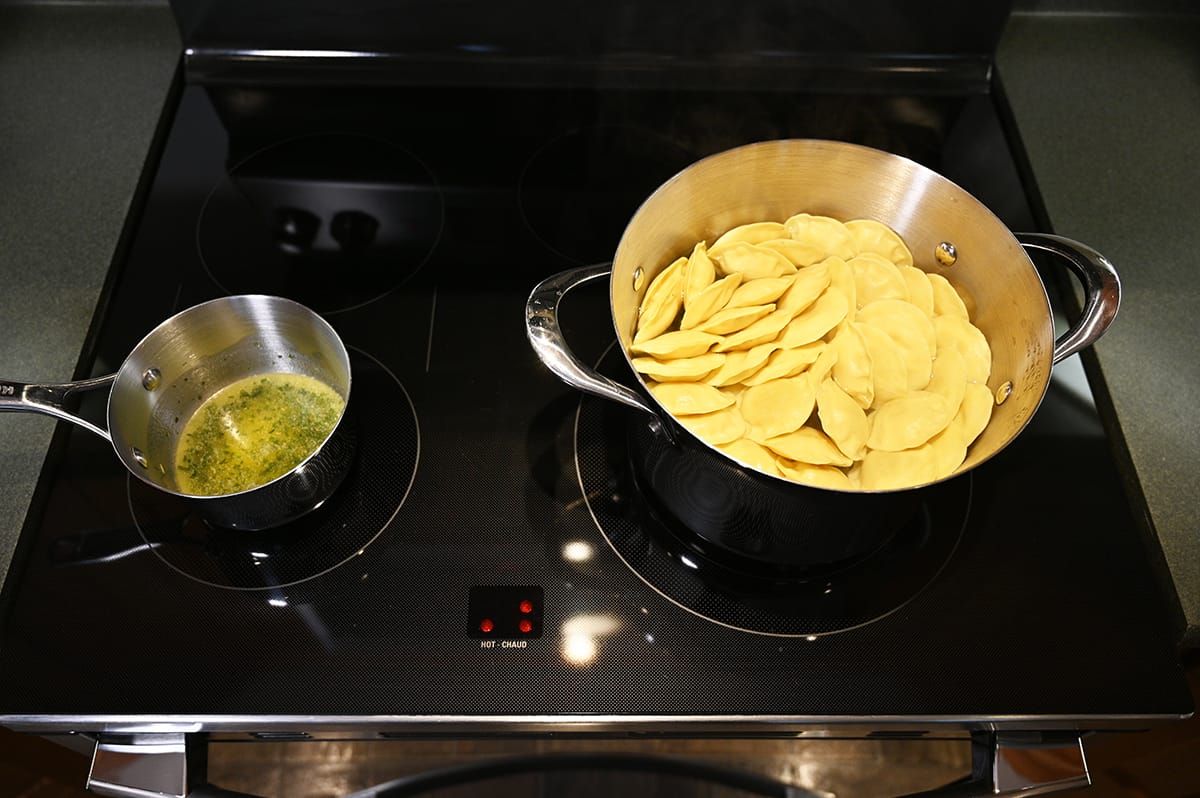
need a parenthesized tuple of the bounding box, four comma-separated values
(1016, 232, 1121, 364)
(0, 374, 116, 441)
(526, 264, 664, 422)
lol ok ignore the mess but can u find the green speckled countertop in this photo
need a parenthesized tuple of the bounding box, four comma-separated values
(997, 9, 1200, 648)
(0, 2, 179, 585)
(1, 3, 1198, 649)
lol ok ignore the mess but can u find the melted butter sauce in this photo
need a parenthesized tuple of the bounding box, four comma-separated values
(174, 372, 345, 496)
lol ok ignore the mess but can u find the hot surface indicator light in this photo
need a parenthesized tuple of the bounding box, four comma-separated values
(468, 586, 542, 640)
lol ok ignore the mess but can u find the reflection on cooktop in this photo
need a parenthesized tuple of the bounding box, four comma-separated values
(197, 132, 444, 313)
(518, 125, 698, 264)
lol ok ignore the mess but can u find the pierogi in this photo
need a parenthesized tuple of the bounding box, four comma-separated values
(631, 213, 994, 491)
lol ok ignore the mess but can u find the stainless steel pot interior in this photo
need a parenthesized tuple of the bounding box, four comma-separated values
(108, 295, 352, 496)
(610, 139, 1054, 476)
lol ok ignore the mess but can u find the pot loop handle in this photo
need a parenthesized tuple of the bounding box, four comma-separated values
(527, 264, 673, 432)
(0, 374, 116, 441)
(1016, 232, 1121, 364)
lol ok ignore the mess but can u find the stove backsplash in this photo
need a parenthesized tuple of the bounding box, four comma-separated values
(172, 0, 1014, 90)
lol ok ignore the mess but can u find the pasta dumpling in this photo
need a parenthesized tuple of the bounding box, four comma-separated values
(630, 212, 996, 491)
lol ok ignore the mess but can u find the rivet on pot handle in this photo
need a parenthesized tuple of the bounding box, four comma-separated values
(526, 264, 667, 426)
(0, 374, 116, 441)
(1016, 232, 1121, 364)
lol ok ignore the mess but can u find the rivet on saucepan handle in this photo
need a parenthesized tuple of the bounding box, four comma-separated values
(935, 242, 958, 267)
(141, 368, 161, 391)
(632, 267, 645, 292)
(131, 447, 148, 468)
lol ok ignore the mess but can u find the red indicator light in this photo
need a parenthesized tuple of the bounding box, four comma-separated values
(479, 618, 494, 634)
(518, 619, 533, 634)
(519, 600, 534, 614)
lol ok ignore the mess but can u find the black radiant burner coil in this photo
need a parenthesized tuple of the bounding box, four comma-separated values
(574, 347, 970, 636)
(128, 350, 418, 590)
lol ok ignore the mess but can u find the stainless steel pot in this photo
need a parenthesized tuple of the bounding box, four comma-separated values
(527, 139, 1120, 568)
(1, 295, 355, 530)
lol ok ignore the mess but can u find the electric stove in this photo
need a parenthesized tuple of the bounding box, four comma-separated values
(0, 1, 1193, 795)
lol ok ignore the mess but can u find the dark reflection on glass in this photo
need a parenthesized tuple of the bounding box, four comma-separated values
(518, 125, 698, 265)
(330, 209, 381, 253)
(197, 133, 443, 313)
(272, 205, 321, 255)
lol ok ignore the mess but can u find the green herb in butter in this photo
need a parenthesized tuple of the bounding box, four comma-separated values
(175, 372, 345, 496)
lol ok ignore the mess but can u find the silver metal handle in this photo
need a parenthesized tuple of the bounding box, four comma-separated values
(0, 373, 116, 441)
(1017, 233, 1121, 364)
(526, 264, 664, 422)
(896, 733, 1089, 797)
(993, 733, 1091, 796)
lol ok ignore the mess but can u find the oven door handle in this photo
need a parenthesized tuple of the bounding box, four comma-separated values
(86, 730, 1088, 797)
(896, 732, 1090, 798)
(331, 732, 1089, 797)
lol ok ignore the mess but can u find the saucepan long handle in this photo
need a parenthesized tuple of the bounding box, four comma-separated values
(526, 264, 664, 423)
(1017, 232, 1121, 364)
(0, 374, 116, 441)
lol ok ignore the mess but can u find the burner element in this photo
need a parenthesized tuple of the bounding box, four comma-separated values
(129, 349, 419, 590)
(575, 346, 968, 637)
(197, 133, 443, 313)
(518, 125, 697, 264)
(628, 419, 917, 573)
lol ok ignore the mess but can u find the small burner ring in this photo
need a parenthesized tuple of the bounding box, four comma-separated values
(130, 348, 419, 591)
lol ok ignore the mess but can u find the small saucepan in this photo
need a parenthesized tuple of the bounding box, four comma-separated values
(527, 140, 1121, 570)
(1, 295, 355, 530)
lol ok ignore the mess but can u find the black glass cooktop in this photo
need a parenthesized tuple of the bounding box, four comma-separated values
(0, 79, 1190, 729)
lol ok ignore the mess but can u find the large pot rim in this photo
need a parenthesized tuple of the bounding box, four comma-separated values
(526, 139, 1119, 496)
(604, 139, 1113, 493)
